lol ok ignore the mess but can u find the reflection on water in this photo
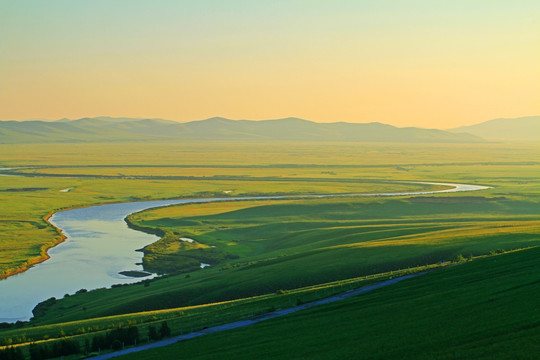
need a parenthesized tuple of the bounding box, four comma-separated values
(0, 182, 490, 322)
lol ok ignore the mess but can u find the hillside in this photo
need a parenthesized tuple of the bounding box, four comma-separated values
(121, 246, 540, 360)
(450, 116, 540, 141)
(0, 117, 483, 143)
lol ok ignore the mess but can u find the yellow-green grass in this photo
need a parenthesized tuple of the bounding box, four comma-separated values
(2, 141, 539, 167)
(11, 163, 540, 182)
(13, 163, 539, 203)
(9, 166, 411, 179)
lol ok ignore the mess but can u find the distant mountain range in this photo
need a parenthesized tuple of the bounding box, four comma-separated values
(450, 116, 540, 141)
(0, 116, 485, 144)
(1, 115, 537, 144)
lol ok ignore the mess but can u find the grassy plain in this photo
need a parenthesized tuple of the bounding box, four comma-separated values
(0, 141, 539, 359)
(7, 140, 518, 278)
(3, 141, 538, 166)
(12, 154, 539, 325)
(0, 175, 433, 278)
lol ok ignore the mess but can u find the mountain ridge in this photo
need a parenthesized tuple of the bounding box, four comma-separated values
(0, 117, 485, 144)
(450, 116, 540, 140)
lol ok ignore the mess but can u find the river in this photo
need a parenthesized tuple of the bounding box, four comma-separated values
(0, 182, 490, 322)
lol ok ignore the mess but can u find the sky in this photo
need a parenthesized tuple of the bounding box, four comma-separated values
(1, 1, 539, 128)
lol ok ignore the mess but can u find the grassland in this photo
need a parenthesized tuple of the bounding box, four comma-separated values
(120, 245, 540, 360)
(20, 176, 539, 325)
(1, 156, 439, 279)
(0, 264, 434, 355)
(7, 139, 521, 278)
(126, 196, 540, 275)
(1, 141, 539, 359)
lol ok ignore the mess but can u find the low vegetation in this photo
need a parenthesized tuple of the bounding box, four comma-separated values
(120, 245, 540, 360)
(1, 141, 539, 359)
(0, 262, 454, 359)
(0, 166, 427, 279)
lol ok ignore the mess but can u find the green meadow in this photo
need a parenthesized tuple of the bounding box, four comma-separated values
(121, 245, 540, 360)
(30, 190, 538, 326)
(0, 141, 539, 359)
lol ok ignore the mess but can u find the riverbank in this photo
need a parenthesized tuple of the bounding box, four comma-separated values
(0, 212, 65, 281)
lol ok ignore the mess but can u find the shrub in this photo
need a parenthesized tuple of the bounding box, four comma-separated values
(32, 297, 56, 318)
(148, 325, 160, 340)
(0, 346, 24, 360)
(489, 248, 506, 255)
(111, 339, 122, 351)
(159, 321, 171, 338)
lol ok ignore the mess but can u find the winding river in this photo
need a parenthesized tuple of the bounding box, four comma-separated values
(0, 182, 490, 322)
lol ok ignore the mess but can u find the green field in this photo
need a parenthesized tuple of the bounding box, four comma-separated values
(127, 195, 540, 274)
(29, 191, 537, 325)
(1, 141, 539, 359)
(120, 245, 540, 360)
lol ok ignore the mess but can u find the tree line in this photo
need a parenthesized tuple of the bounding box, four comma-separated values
(0, 321, 171, 360)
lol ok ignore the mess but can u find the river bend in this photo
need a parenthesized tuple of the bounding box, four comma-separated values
(0, 182, 490, 321)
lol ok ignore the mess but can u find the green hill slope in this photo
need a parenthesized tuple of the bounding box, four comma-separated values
(123, 246, 540, 360)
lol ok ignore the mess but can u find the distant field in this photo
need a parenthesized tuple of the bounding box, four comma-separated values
(1, 141, 539, 166)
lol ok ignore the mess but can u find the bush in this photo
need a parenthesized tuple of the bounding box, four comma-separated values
(489, 248, 506, 255)
(91, 334, 107, 352)
(148, 325, 160, 340)
(0, 346, 24, 360)
(32, 297, 57, 318)
(159, 321, 171, 338)
(111, 339, 122, 351)
(28, 338, 80, 359)
(29, 342, 44, 360)
(90, 324, 139, 352)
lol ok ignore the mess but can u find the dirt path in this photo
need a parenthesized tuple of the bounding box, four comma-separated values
(89, 272, 426, 359)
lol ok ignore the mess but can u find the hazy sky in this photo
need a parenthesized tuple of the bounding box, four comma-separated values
(1, 1, 539, 128)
